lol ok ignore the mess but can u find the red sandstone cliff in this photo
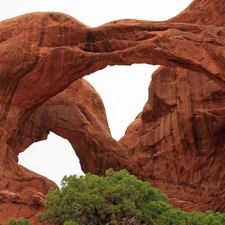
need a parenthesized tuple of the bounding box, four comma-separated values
(1, 0, 225, 223)
(120, 66, 225, 212)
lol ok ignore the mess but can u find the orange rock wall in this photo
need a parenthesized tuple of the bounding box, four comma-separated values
(120, 66, 225, 212)
(1, 0, 225, 223)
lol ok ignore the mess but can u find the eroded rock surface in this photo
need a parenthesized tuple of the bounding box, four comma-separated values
(1, 0, 225, 223)
(120, 66, 225, 212)
(2, 78, 129, 224)
(11, 78, 128, 174)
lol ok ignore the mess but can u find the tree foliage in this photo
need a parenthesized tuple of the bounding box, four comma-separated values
(8, 169, 224, 225)
(38, 169, 169, 224)
(37, 169, 225, 225)
(7, 219, 32, 225)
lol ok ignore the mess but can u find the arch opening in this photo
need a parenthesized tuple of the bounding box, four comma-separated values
(85, 64, 159, 140)
(18, 132, 84, 187)
(18, 64, 159, 185)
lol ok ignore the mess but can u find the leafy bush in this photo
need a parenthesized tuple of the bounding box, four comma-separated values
(10, 168, 223, 225)
(38, 169, 169, 224)
(7, 219, 32, 225)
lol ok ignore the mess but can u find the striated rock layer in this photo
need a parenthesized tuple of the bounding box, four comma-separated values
(1, 79, 129, 224)
(120, 66, 225, 212)
(11, 78, 128, 174)
(1, 0, 225, 223)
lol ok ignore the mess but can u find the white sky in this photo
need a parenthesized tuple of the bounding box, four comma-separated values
(1, 0, 193, 187)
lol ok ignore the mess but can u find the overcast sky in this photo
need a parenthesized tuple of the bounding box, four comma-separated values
(1, 0, 193, 187)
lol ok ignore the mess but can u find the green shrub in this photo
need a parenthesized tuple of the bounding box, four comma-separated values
(38, 168, 169, 224)
(7, 219, 32, 225)
(37, 169, 225, 225)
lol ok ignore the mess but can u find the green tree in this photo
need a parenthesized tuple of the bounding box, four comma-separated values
(64, 222, 78, 225)
(187, 211, 204, 225)
(141, 200, 172, 224)
(201, 210, 223, 225)
(7, 219, 32, 225)
(38, 169, 169, 224)
(37, 169, 225, 225)
(162, 208, 189, 225)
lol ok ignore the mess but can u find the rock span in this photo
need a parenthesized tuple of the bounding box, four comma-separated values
(1, 0, 225, 223)
(10, 78, 128, 174)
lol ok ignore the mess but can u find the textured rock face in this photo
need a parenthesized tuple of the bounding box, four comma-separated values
(120, 66, 225, 212)
(0, 79, 129, 223)
(1, 0, 225, 223)
(1, 79, 129, 224)
(10, 78, 128, 174)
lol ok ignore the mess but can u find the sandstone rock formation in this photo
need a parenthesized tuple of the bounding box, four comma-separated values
(1, 78, 129, 224)
(10, 78, 128, 174)
(1, 0, 225, 223)
(120, 66, 225, 212)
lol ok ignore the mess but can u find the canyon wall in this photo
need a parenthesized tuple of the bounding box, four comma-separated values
(1, 0, 225, 223)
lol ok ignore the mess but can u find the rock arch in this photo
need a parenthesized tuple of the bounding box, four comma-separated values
(1, 0, 225, 222)
(11, 78, 129, 174)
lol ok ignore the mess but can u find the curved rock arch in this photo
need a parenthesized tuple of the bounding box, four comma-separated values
(10, 78, 129, 174)
(1, 0, 225, 222)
